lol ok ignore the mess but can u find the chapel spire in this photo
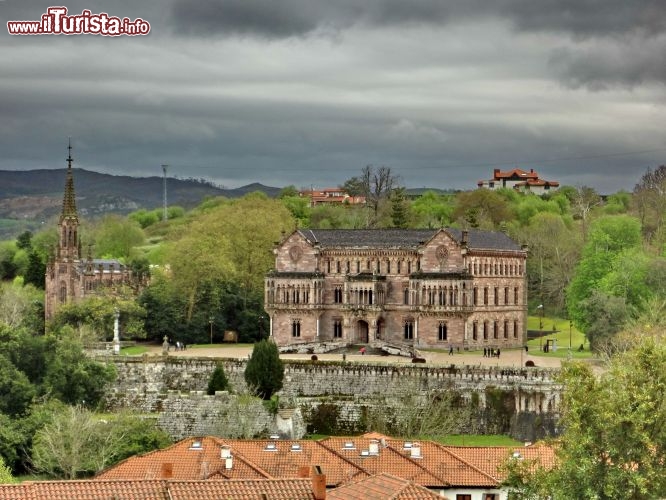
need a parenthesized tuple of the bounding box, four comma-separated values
(60, 138, 78, 221)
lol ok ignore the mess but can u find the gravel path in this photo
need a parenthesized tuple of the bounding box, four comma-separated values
(142, 344, 564, 369)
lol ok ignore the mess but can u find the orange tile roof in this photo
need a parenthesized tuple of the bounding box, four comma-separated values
(328, 473, 442, 500)
(493, 168, 539, 180)
(95, 435, 556, 492)
(443, 444, 557, 481)
(167, 478, 317, 499)
(96, 436, 271, 481)
(220, 439, 369, 487)
(319, 437, 450, 488)
(0, 479, 318, 500)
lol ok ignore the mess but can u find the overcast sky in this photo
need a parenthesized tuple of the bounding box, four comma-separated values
(2, 0, 665, 193)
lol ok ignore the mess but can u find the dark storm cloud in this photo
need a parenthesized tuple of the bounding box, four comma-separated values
(550, 37, 666, 89)
(168, 0, 666, 38)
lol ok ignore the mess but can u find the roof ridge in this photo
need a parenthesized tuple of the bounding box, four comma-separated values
(434, 443, 502, 483)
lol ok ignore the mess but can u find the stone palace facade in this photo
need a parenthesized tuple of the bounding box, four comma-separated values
(265, 228, 528, 349)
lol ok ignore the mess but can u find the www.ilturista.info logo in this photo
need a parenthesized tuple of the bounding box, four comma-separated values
(7, 6, 150, 36)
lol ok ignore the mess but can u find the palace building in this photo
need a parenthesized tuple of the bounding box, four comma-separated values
(265, 228, 528, 349)
(44, 143, 136, 320)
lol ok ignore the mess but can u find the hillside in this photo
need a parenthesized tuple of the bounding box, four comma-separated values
(0, 169, 281, 238)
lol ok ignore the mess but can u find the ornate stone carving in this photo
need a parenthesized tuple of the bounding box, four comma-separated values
(289, 245, 303, 263)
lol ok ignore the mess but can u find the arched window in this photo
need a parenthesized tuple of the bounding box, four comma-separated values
(404, 320, 414, 340)
(438, 322, 447, 341)
(292, 320, 301, 338)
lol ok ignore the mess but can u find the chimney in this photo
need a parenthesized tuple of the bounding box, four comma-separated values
(368, 439, 379, 456)
(225, 457, 233, 470)
(220, 445, 231, 459)
(410, 442, 422, 459)
(493, 168, 500, 178)
(312, 465, 326, 500)
(461, 230, 468, 246)
(160, 463, 173, 479)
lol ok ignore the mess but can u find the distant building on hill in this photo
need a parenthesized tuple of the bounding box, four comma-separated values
(477, 168, 559, 194)
(265, 228, 527, 350)
(298, 187, 365, 207)
(44, 143, 139, 320)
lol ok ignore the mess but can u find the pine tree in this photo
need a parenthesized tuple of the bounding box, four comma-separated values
(244, 340, 284, 399)
(207, 363, 229, 395)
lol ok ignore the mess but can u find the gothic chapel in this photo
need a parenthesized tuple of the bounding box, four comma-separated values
(44, 143, 136, 320)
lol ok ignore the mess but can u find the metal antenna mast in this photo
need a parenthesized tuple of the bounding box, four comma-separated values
(161, 164, 168, 222)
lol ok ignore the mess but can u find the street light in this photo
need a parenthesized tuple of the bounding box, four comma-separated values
(536, 304, 544, 352)
(209, 316, 214, 346)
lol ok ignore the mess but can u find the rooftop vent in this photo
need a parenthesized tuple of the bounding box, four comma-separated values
(512, 451, 522, 459)
(342, 441, 356, 451)
(360, 450, 370, 457)
(264, 442, 278, 452)
(403, 441, 413, 450)
(189, 440, 203, 450)
(369, 439, 379, 456)
(220, 445, 232, 459)
(224, 457, 233, 470)
(410, 442, 422, 459)
(290, 443, 303, 452)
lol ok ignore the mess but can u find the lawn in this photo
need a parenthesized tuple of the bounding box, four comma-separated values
(305, 434, 523, 446)
(434, 435, 523, 446)
(120, 345, 149, 355)
(526, 315, 593, 359)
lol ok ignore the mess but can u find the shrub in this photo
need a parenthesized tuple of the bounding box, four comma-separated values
(207, 363, 229, 395)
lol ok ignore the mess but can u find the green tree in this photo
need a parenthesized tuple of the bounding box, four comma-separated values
(207, 363, 229, 395)
(0, 356, 35, 417)
(452, 189, 514, 229)
(567, 215, 642, 331)
(411, 191, 453, 228)
(15, 231, 32, 251)
(244, 340, 284, 400)
(24, 250, 45, 289)
(523, 340, 666, 499)
(91, 214, 145, 260)
(0, 456, 13, 484)
(43, 334, 116, 408)
(390, 187, 410, 228)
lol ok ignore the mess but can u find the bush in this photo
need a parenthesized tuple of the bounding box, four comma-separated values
(207, 363, 229, 395)
(244, 340, 284, 400)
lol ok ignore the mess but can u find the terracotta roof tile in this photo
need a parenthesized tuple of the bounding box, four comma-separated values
(0, 479, 317, 500)
(328, 473, 442, 500)
(96, 436, 271, 481)
(220, 439, 369, 487)
(167, 478, 316, 499)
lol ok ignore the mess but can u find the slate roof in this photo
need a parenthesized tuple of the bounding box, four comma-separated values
(327, 473, 442, 500)
(297, 229, 523, 252)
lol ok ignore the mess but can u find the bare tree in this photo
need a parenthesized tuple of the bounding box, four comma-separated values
(633, 165, 666, 244)
(360, 165, 397, 226)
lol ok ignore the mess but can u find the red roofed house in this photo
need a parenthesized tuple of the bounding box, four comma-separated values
(477, 168, 560, 195)
(94, 434, 556, 500)
(299, 188, 366, 207)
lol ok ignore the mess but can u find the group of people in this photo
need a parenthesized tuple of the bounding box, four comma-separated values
(483, 347, 500, 358)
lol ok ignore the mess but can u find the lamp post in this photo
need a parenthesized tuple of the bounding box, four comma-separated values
(537, 304, 544, 352)
(209, 316, 214, 346)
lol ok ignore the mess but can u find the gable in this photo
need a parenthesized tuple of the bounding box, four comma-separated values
(275, 230, 318, 272)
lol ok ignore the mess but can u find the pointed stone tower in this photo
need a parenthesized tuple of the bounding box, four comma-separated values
(44, 141, 142, 323)
(45, 140, 82, 320)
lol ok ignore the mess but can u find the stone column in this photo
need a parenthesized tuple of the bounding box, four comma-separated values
(113, 307, 120, 355)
